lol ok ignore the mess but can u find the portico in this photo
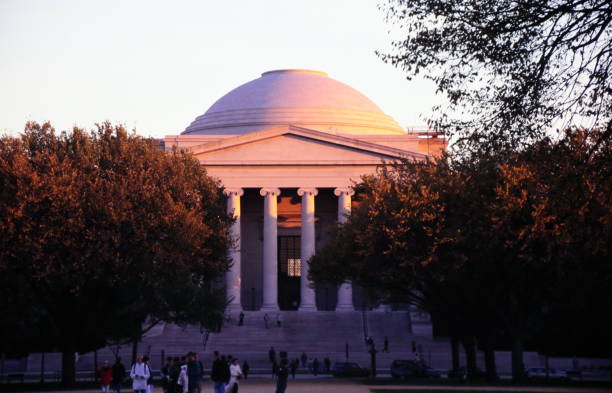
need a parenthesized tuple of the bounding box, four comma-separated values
(163, 69, 445, 312)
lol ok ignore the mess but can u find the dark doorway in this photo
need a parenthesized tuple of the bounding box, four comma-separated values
(278, 236, 301, 310)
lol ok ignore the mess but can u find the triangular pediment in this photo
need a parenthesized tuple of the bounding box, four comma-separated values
(188, 126, 425, 165)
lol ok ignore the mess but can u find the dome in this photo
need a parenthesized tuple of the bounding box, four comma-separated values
(183, 69, 405, 135)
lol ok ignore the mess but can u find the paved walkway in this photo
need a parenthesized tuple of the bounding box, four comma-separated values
(17, 378, 612, 393)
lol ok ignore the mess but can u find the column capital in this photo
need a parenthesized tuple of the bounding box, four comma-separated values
(259, 188, 281, 197)
(223, 187, 244, 197)
(297, 187, 318, 197)
(334, 187, 355, 196)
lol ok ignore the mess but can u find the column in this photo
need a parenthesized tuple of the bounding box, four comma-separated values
(260, 188, 281, 311)
(298, 187, 318, 311)
(335, 187, 355, 311)
(224, 188, 244, 311)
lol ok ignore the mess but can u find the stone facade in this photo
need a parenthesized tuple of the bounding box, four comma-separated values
(164, 70, 446, 311)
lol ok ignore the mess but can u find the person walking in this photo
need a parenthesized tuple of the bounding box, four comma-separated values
(238, 312, 244, 326)
(300, 352, 307, 368)
(211, 351, 230, 393)
(289, 359, 298, 379)
(161, 357, 172, 393)
(177, 359, 188, 393)
(225, 358, 242, 393)
(142, 356, 153, 393)
(275, 359, 289, 393)
(268, 347, 276, 364)
(130, 356, 150, 393)
(169, 357, 182, 393)
(112, 357, 126, 393)
(263, 313, 270, 328)
(99, 360, 113, 393)
(383, 336, 389, 353)
(187, 352, 204, 393)
(323, 357, 331, 374)
(312, 358, 320, 376)
(241, 361, 249, 380)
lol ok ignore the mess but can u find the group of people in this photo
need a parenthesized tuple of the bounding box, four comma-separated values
(98, 356, 153, 393)
(99, 347, 299, 393)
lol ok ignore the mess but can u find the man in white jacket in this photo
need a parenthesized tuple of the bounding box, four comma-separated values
(130, 356, 151, 393)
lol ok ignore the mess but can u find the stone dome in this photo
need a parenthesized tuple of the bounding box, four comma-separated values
(183, 69, 405, 135)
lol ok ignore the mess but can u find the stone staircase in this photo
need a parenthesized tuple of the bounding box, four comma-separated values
(8, 310, 599, 380)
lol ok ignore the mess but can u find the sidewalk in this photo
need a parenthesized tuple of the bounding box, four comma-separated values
(10, 378, 612, 393)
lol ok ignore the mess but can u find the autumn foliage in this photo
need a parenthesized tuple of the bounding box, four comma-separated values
(0, 122, 232, 384)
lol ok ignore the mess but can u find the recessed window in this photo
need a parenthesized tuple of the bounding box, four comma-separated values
(287, 258, 301, 277)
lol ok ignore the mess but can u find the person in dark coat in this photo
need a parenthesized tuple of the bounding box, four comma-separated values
(187, 352, 203, 393)
(211, 351, 230, 393)
(312, 358, 320, 376)
(300, 352, 307, 368)
(323, 357, 331, 373)
(268, 346, 276, 364)
(289, 359, 298, 379)
(275, 359, 289, 393)
(112, 357, 126, 393)
(241, 361, 249, 380)
(169, 357, 181, 393)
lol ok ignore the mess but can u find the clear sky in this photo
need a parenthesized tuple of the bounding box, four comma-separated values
(0, 0, 442, 138)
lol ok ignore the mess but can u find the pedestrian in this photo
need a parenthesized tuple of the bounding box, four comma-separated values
(276, 314, 282, 327)
(289, 359, 297, 379)
(187, 352, 204, 393)
(161, 357, 172, 393)
(312, 358, 319, 376)
(211, 351, 230, 393)
(99, 360, 113, 393)
(169, 357, 181, 393)
(323, 357, 331, 373)
(264, 313, 270, 328)
(112, 357, 126, 393)
(268, 346, 276, 364)
(241, 361, 249, 380)
(383, 336, 389, 353)
(142, 356, 153, 393)
(275, 359, 289, 393)
(130, 356, 150, 393)
(300, 352, 307, 368)
(238, 312, 244, 326)
(226, 358, 242, 393)
(177, 358, 188, 393)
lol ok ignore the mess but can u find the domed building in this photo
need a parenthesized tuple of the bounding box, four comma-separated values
(164, 70, 445, 312)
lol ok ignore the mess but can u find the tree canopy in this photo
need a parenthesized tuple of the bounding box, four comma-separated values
(0, 122, 233, 384)
(378, 0, 611, 151)
(309, 127, 611, 380)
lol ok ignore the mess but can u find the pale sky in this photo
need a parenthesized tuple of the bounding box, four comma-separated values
(0, 0, 442, 138)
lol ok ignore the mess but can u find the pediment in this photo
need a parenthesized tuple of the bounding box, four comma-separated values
(188, 126, 425, 165)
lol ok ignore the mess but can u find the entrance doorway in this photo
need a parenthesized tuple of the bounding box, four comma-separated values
(278, 236, 301, 310)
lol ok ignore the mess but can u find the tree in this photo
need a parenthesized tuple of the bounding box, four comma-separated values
(0, 122, 233, 385)
(309, 127, 611, 381)
(378, 0, 611, 151)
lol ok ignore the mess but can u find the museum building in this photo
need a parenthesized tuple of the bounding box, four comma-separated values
(163, 69, 445, 312)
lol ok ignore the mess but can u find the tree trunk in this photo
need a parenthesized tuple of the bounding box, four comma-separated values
(482, 332, 498, 381)
(511, 335, 525, 382)
(451, 336, 460, 373)
(131, 337, 139, 365)
(61, 345, 76, 386)
(461, 336, 477, 378)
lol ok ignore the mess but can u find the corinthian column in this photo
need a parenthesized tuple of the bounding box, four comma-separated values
(260, 188, 281, 311)
(335, 187, 355, 311)
(224, 188, 244, 311)
(298, 187, 318, 311)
